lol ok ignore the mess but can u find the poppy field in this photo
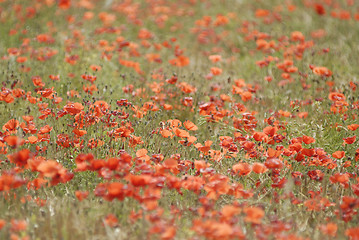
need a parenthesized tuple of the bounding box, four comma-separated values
(1, 0, 359, 239)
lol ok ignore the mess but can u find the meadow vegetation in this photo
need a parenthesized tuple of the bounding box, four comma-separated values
(0, 0, 359, 239)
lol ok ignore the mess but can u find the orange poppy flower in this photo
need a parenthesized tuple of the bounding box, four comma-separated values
(241, 91, 252, 102)
(169, 55, 189, 67)
(126, 174, 152, 187)
(90, 64, 101, 71)
(59, 0, 70, 9)
(210, 67, 222, 76)
(39, 125, 53, 134)
(330, 173, 349, 186)
(209, 55, 222, 63)
(302, 135, 315, 144)
(75, 191, 89, 201)
(136, 149, 150, 162)
(291, 31, 305, 42)
(194, 160, 210, 171)
(265, 157, 283, 169)
(345, 227, 359, 239)
(107, 182, 125, 200)
(348, 124, 359, 131)
(2, 119, 19, 134)
(37, 160, 62, 178)
(63, 102, 84, 115)
(178, 82, 197, 93)
(173, 128, 189, 138)
(252, 132, 267, 141)
(165, 75, 178, 84)
(332, 151, 345, 159)
(104, 214, 118, 227)
(10, 219, 27, 232)
(0, 219, 5, 230)
(27, 136, 38, 144)
(298, 112, 308, 118)
(343, 136, 356, 145)
(255, 9, 270, 18)
(119, 59, 143, 74)
(252, 162, 268, 174)
(196, 140, 212, 155)
(7, 149, 31, 167)
(312, 66, 332, 77)
(314, 4, 325, 15)
(163, 158, 178, 169)
(160, 129, 173, 138)
(73, 128, 87, 137)
(16, 56, 27, 63)
(263, 125, 277, 137)
(233, 162, 251, 176)
(161, 226, 176, 240)
(183, 120, 198, 131)
(4, 136, 24, 148)
(244, 206, 264, 224)
(307, 170, 324, 181)
(329, 92, 346, 102)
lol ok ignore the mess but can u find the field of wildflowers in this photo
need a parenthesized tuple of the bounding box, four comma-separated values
(0, 0, 359, 239)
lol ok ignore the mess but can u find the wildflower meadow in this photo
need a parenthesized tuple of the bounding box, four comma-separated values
(0, 0, 359, 239)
